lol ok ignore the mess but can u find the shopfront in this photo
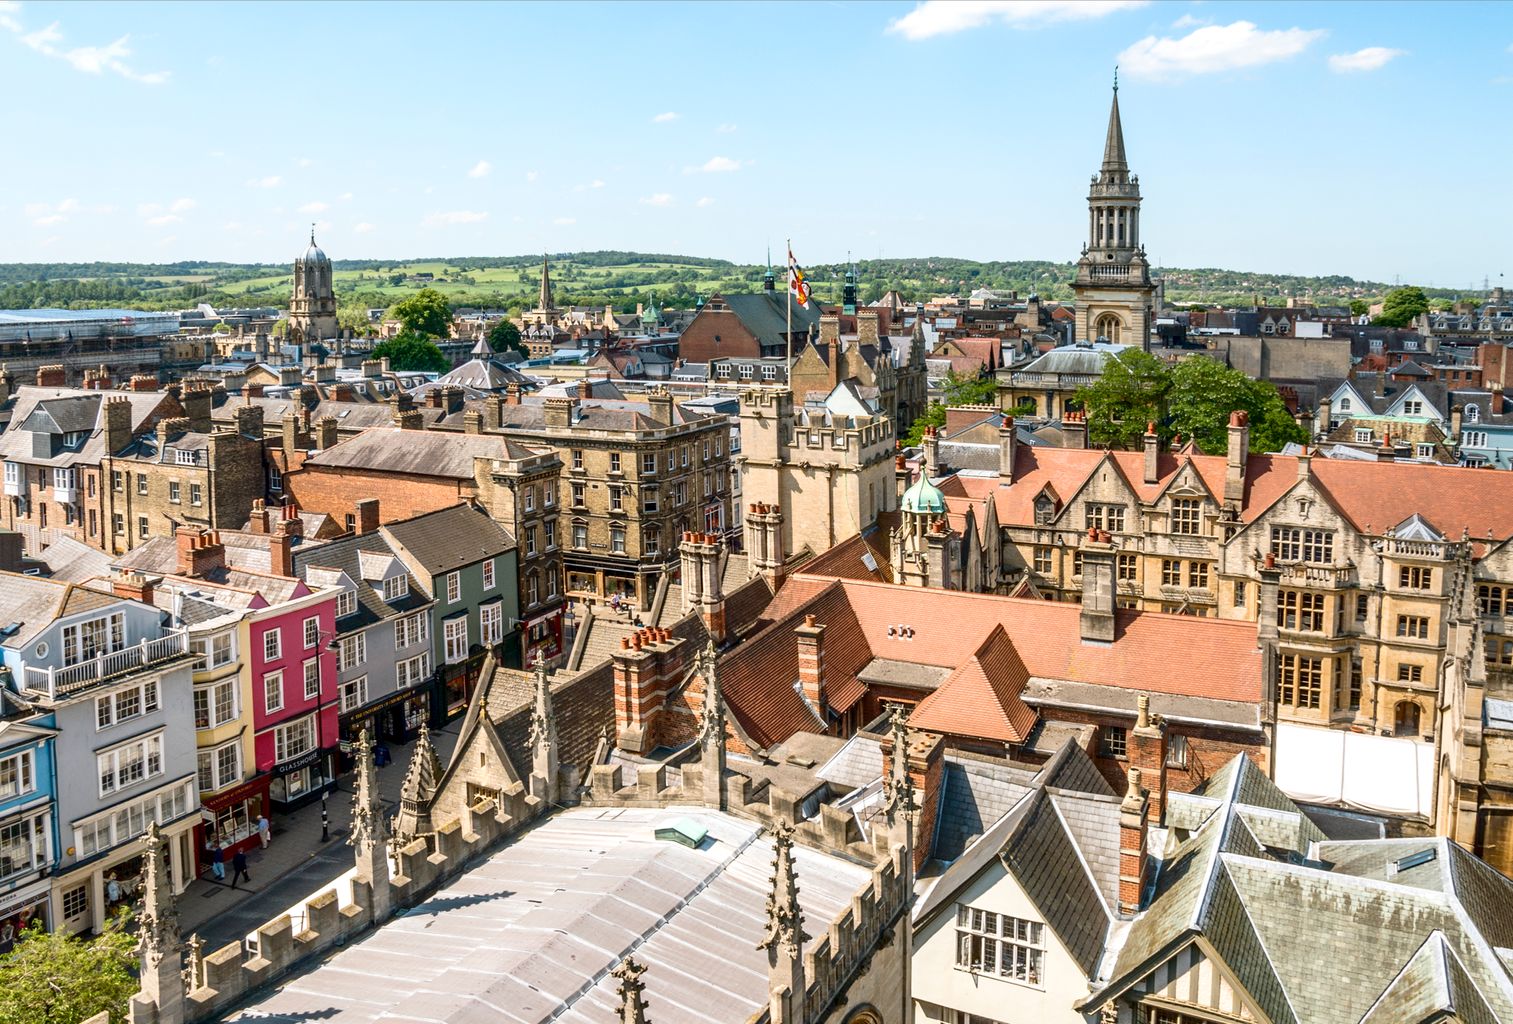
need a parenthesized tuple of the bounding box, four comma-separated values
(439, 657, 486, 722)
(0, 880, 50, 954)
(268, 747, 334, 810)
(522, 608, 564, 667)
(339, 687, 430, 750)
(195, 776, 270, 870)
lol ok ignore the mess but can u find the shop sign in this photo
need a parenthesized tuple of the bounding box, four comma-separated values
(273, 748, 322, 777)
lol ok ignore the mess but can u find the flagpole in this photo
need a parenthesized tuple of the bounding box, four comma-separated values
(785, 237, 793, 384)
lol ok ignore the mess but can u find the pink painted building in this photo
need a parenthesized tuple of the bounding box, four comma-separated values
(247, 585, 340, 809)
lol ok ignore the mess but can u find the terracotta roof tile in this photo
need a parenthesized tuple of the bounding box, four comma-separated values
(909, 625, 1037, 743)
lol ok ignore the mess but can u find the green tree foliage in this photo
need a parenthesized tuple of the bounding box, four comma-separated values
(1168, 358, 1307, 454)
(0, 914, 137, 1024)
(1077, 349, 1171, 450)
(1079, 352, 1305, 453)
(388, 288, 452, 339)
(1348, 299, 1369, 317)
(371, 331, 450, 374)
(1373, 286, 1429, 328)
(336, 303, 374, 337)
(487, 319, 528, 361)
(902, 371, 998, 447)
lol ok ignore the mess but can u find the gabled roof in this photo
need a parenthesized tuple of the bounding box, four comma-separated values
(908, 625, 1037, 743)
(302, 426, 545, 480)
(381, 503, 515, 578)
(702, 292, 823, 349)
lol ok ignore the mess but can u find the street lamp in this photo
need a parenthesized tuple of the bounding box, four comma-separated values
(315, 628, 341, 842)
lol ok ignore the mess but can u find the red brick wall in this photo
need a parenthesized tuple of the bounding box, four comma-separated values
(678, 308, 763, 364)
(285, 464, 474, 527)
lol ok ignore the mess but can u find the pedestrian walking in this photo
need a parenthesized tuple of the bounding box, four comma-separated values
(230, 849, 251, 889)
(209, 842, 225, 881)
(257, 814, 270, 849)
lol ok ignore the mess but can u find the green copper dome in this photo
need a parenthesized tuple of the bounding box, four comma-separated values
(901, 475, 946, 515)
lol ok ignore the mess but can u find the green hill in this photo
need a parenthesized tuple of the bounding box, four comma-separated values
(0, 252, 1474, 315)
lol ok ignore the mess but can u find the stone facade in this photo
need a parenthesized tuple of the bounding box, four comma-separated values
(286, 232, 339, 345)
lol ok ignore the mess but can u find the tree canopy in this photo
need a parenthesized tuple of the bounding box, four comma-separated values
(901, 370, 998, 447)
(388, 288, 452, 339)
(0, 914, 137, 1024)
(371, 331, 451, 374)
(1077, 351, 1306, 454)
(1078, 349, 1170, 451)
(1373, 286, 1429, 328)
(487, 319, 528, 361)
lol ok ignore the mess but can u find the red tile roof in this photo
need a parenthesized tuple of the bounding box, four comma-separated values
(908, 625, 1037, 743)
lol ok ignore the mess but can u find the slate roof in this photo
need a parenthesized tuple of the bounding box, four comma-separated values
(716, 291, 824, 349)
(36, 536, 113, 585)
(381, 503, 515, 578)
(303, 426, 545, 480)
(930, 752, 1038, 862)
(292, 531, 431, 630)
(1087, 754, 1513, 1024)
(0, 387, 168, 467)
(0, 571, 120, 647)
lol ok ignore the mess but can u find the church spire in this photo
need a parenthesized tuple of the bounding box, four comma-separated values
(612, 957, 652, 1024)
(761, 819, 808, 1024)
(1102, 74, 1128, 175)
(528, 654, 559, 804)
(539, 253, 555, 311)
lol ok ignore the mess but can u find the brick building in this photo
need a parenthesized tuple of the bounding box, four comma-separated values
(677, 291, 822, 364)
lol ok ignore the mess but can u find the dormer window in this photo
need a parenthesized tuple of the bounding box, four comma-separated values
(174, 449, 199, 465)
(1276, 321, 1289, 334)
(1338, 397, 1351, 411)
(63, 431, 87, 448)
(1402, 400, 1423, 416)
(1466, 404, 1480, 423)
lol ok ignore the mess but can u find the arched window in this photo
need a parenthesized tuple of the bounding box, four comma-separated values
(1094, 313, 1123, 345)
(1466, 404, 1480, 423)
(1394, 701, 1422, 737)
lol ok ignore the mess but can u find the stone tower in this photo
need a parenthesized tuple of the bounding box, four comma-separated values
(288, 227, 339, 344)
(538, 253, 555, 313)
(1073, 77, 1155, 351)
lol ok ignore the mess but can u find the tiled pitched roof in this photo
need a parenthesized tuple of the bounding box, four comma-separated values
(908, 625, 1037, 743)
(381, 503, 515, 577)
(303, 426, 543, 480)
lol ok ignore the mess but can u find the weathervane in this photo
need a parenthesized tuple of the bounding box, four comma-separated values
(1113, 65, 1119, 93)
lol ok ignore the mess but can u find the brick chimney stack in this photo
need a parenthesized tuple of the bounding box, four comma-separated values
(1062, 410, 1087, 450)
(35, 364, 66, 388)
(175, 527, 225, 579)
(315, 416, 338, 451)
(355, 498, 380, 535)
(881, 723, 945, 873)
(1079, 529, 1117, 644)
(1127, 693, 1168, 825)
(611, 627, 683, 755)
(112, 570, 156, 606)
(679, 531, 726, 644)
(1143, 422, 1161, 484)
(795, 614, 827, 715)
(1118, 766, 1150, 916)
(248, 499, 272, 535)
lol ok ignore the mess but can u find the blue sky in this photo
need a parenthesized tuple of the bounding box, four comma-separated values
(1, 0, 1509, 288)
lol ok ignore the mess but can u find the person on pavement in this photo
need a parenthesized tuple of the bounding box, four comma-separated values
(210, 842, 226, 881)
(230, 849, 251, 889)
(257, 814, 270, 849)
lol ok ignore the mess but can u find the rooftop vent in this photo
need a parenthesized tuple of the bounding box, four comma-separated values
(654, 817, 709, 850)
(1390, 847, 1437, 875)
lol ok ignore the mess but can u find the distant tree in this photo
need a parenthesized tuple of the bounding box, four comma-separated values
(0, 913, 137, 1024)
(1167, 358, 1306, 455)
(1349, 299, 1370, 317)
(487, 320, 528, 361)
(903, 402, 946, 448)
(1077, 349, 1171, 450)
(336, 304, 373, 337)
(1373, 286, 1429, 328)
(941, 369, 997, 407)
(388, 288, 452, 338)
(371, 331, 450, 374)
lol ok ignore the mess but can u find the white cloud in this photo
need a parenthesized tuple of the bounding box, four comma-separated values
(1118, 20, 1325, 79)
(26, 196, 79, 226)
(687, 155, 742, 174)
(639, 193, 674, 207)
(32, 213, 64, 226)
(652, 111, 679, 123)
(467, 159, 492, 178)
(1171, 13, 1206, 29)
(4, 9, 169, 83)
(696, 196, 715, 208)
(297, 156, 313, 168)
(716, 122, 737, 133)
(590, 179, 605, 189)
(1328, 46, 1406, 73)
(246, 175, 282, 188)
(552, 217, 576, 226)
(888, 0, 1145, 40)
(298, 201, 329, 214)
(223, 221, 243, 231)
(338, 192, 354, 201)
(353, 222, 375, 234)
(423, 210, 488, 226)
(145, 214, 180, 226)
(170, 197, 195, 213)
(525, 170, 539, 183)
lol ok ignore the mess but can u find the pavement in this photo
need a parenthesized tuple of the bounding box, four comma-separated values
(180, 721, 461, 951)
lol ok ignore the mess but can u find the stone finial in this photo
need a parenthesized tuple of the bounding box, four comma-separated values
(759, 819, 808, 956)
(185, 933, 204, 992)
(612, 957, 651, 1024)
(349, 725, 388, 852)
(882, 705, 915, 834)
(391, 722, 443, 849)
(137, 821, 180, 965)
(696, 640, 725, 748)
(529, 654, 559, 803)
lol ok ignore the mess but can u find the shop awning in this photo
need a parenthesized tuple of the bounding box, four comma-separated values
(1273, 722, 1434, 819)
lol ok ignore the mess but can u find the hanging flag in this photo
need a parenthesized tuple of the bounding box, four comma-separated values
(787, 247, 811, 308)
